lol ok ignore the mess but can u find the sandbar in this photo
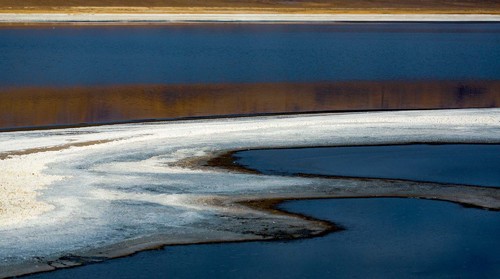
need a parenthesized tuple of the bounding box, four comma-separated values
(1, 13, 500, 24)
(0, 109, 499, 278)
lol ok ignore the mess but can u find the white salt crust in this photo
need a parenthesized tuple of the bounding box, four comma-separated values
(0, 109, 499, 270)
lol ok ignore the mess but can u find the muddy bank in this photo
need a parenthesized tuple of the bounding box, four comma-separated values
(1, 80, 499, 131)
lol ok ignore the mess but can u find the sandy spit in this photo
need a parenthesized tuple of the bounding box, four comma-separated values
(1, 109, 499, 278)
(1, 13, 500, 23)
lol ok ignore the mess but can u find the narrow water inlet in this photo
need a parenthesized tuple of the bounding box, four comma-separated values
(233, 144, 500, 187)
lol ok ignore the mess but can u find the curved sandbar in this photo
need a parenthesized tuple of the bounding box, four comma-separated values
(0, 109, 499, 277)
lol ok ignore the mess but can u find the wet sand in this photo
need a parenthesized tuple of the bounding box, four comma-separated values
(1, 80, 499, 131)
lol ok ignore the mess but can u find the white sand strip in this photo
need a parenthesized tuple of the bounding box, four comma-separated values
(0, 109, 499, 277)
(1, 13, 500, 23)
(0, 156, 61, 227)
(1, 109, 499, 229)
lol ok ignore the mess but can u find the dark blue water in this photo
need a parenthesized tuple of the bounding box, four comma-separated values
(236, 144, 500, 187)
(1, 23, 500, 87)
(27, 198, 500, 279)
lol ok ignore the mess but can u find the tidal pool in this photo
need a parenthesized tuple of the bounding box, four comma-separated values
(27, 198, 500, 279)
(235, 144, 500, 187)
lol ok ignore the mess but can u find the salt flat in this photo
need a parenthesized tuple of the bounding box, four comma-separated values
(0, 109, 499, 277)
(1, 13, 500, 23)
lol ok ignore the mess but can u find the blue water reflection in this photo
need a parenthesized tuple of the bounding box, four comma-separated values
(236, 144, 500, 187)
(27, 198, 500, 278)
(1, 23, 499, 86)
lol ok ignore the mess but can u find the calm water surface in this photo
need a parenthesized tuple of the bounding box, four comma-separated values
(1, 23, 499, 86)
(1, 23, 499, 130)
(236, 144, 500, 187)
(27, 198, 500, 279)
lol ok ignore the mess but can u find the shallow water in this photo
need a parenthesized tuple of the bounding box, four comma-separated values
(236, 144, 500, 187)
(1, 23, 499, 86)
(21, 141, 500, 278)
(27, 198, 500, 279)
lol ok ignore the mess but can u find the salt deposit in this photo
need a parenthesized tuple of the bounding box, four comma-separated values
(1, 13, 500, 23)
(0, 109, 499, 277)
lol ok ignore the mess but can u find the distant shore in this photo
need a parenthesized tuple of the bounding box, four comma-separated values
(1, 13, 500, 24)
(1, 0, 499, 23)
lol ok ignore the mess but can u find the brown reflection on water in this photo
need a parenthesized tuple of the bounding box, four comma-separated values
(0, 80, 498, 130)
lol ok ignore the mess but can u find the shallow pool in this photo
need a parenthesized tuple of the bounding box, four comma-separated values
(236, 144, 500, 187)
(27, 198, 500, 278)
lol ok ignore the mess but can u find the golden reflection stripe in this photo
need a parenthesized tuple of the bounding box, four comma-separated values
(1, 80, 498, 130)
